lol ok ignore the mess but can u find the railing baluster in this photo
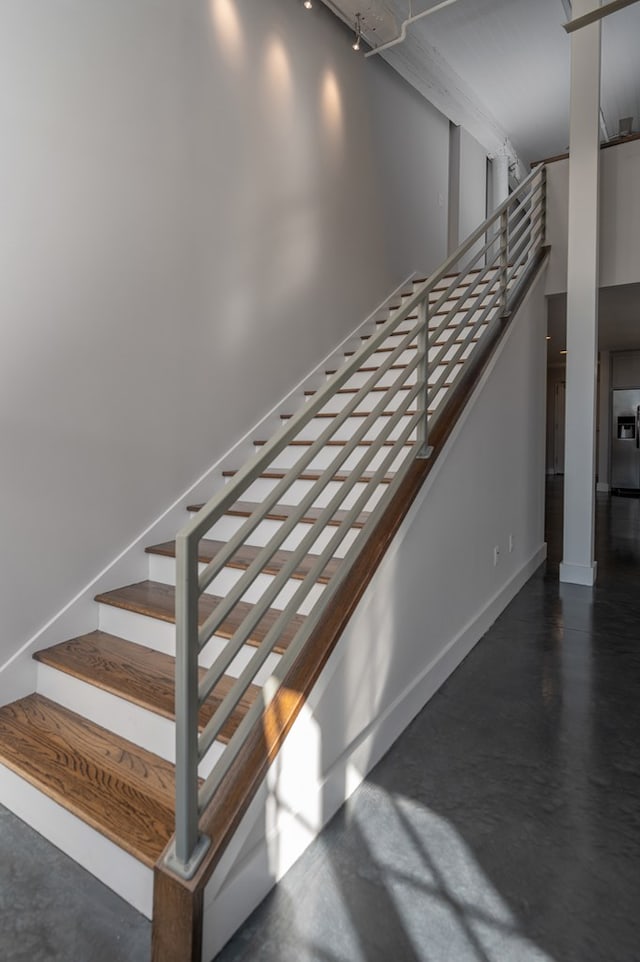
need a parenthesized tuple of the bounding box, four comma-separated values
(164, 533, 211, 879)
(416, 296, 433, 459)
(499, 207, 509, 315)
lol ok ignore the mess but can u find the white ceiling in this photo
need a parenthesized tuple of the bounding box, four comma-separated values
(321, 0, 640, 169)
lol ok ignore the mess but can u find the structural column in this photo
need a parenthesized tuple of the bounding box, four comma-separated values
(597, 350, 611, 492)
(560, 0, 602, 586)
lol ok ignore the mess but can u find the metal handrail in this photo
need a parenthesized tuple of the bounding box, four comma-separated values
(163, 164, 547, 878)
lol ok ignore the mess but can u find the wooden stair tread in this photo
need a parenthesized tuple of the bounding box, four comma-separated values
(147, 539, 342, 585)
(360, 329, 417, 341)
(186, 500, 371, 529)
(34, 632, 260, 742)
(0, 693, 175, 867)
(95, 581, 304, 654)
(221, 468, 394, 484)
(325, 362, 408, 375)
(254, 438, 414, 448)
(343, 334, 481, 356)
(304, 386, 412, 397)
(281, 409, 418, 419)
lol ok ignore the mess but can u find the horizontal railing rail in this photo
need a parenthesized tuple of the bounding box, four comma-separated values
(164, 163, 547, 879)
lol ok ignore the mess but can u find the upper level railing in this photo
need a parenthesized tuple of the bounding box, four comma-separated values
(163, 163, 547, 879)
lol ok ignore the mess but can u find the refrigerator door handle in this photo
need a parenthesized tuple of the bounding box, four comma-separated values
(637, 406, 640, 450)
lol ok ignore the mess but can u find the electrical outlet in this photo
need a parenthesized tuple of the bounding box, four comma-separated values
(509, 533, 514, 553)
(493, 545, 500, 567)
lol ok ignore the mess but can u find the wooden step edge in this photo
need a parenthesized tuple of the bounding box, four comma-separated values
(146, 539, 341, 586)
(185, 502, 371, 529)
(221, 467, 395, 484)
(304, 386, 412, 397)
(94, 581, 304, 655)
(253, 438, 414, 448)
(377, 296, 495, 322)
(33, 632, 260, 744)
(325, 362, 409, 375)
(360, 328, 417, 341)
(0, 693, 174, 867)
(281, 409, 419, 420)
(385, 278, 475, 310)
(343, 328, 483, 356)
(330, 333, 483, 371)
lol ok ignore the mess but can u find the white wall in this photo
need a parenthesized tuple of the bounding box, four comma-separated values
(545, 138, 640, 295)
(202, 262, 549, 960)
(448, 125, 488, 254)
(0, 0, 450, 669)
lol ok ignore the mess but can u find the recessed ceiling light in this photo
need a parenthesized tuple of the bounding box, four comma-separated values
(303, 0, 312, 8)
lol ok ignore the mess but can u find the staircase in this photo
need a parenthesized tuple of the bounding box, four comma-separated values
(0, 166, 547, 961)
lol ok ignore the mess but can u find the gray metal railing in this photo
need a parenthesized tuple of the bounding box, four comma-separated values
(163, 164, 547, 879)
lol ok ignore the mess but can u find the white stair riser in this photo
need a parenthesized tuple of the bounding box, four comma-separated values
(360, 347, 416, 367)
(282, 415, 418, 442)
(147, 554, 326, 615)
(0, 763, 154, 917)
(267, 443, 413, 474)
(339, 369, 417, 391)
(366, 333, 418, 351)
(35, 662, 225, 780)
(304, 389, 416, 417)
(96, 605, 281, 685)
(198, 513, 360, 555)
(237, 476, 389, 511)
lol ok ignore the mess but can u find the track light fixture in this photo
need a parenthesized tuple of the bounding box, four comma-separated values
(353, 13, 362, 50)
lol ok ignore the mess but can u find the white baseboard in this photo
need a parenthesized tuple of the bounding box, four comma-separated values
(559, 560, 597, 586)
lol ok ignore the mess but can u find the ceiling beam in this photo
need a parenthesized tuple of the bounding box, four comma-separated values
(563, 0, 640, 33)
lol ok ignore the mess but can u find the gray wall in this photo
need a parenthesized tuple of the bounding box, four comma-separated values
(448, 124, 488, 254)
(545, 138, 640, 295)
(0, 2, 450, 667)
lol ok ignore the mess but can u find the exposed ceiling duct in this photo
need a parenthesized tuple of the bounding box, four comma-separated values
(364, 0, 464, 58)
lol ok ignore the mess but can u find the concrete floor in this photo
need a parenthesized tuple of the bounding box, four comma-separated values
(1, 479, 639, 962)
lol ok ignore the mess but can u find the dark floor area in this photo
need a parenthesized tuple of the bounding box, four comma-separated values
(0, 803, 151, 962)
(1, 479, 639, 962)
(215, 480, 640, 962)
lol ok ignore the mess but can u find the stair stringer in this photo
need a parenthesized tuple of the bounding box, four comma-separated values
(197, 260, 550, 962)
(0, 273, 415, 708)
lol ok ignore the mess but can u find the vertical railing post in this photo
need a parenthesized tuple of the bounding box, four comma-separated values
(539, 166, 547, 249)
(164, 531, 211, 879)
(416, 294, 433, 460)
(499, 206, 509, 315)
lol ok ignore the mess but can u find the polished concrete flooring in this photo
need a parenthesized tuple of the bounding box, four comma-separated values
(1, 479, 639, 961)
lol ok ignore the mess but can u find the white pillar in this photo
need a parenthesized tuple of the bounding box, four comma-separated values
(559, 0, 602, 587)
(597, 350, 611, 491)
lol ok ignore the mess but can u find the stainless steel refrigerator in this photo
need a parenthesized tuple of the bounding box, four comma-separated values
(611, 389, 640, 491)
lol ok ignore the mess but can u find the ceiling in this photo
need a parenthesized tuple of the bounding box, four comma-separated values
(321, 0, 640, 171)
